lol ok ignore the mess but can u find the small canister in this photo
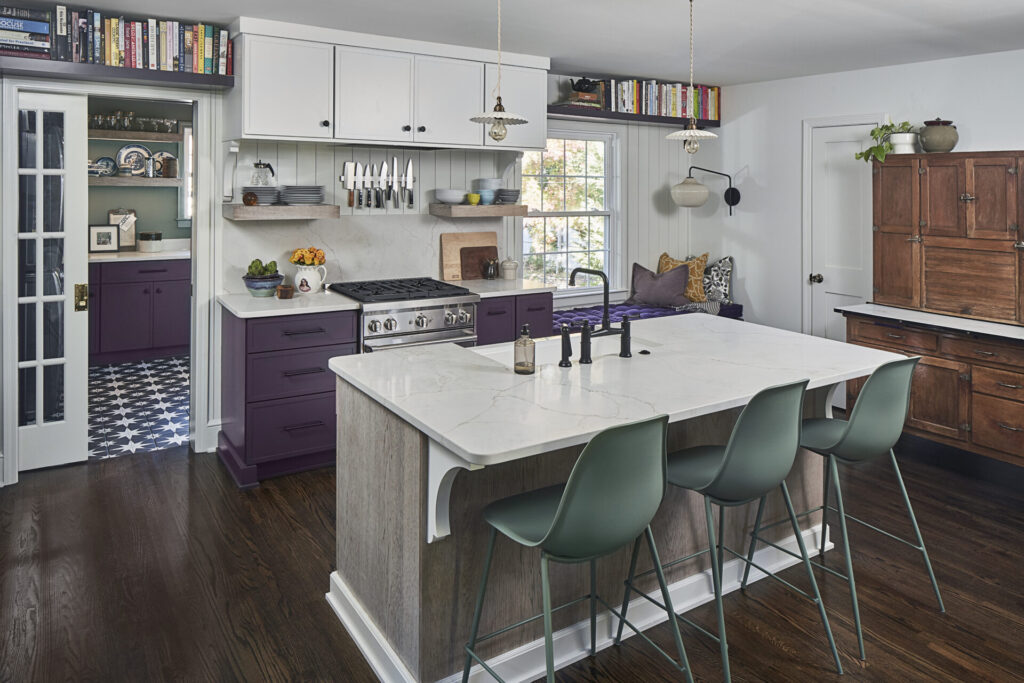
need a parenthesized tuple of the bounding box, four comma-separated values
(144, 157, 156, 178)
(500, 257, 519, 280)
(137, 231, 163, 253)
(161, 157, 178, 178)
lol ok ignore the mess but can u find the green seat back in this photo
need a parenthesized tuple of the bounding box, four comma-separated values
(540, 415, 669, 560)
(831, 356, 919, 461)
(701, 379, 809, 503)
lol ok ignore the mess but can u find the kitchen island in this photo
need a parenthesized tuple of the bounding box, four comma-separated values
(327, 314, 902, 682)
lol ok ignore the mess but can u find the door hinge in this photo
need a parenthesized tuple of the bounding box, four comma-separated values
(873, 286, 880, 293)
(1015, 241, 1024, 250)
(918, 167, 926, 175)
(1010, 223, 1019, 232)
(74, 283, 89, 312)
(919, 220, 927, 228)
(959, 373, 971, 382)
(959, 423, 972, 432)
(1010, 167, 1018, 175)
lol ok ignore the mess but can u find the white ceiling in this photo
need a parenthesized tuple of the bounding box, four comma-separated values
(119, 0, 1024, 85)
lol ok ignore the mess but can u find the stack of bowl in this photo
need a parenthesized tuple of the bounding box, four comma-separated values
(497, 189, 521, 204)
(242, 186, 280, 205)
(475, 178, 504, 191)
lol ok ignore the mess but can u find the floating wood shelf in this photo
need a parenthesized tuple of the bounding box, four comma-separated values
(88, 129, 184, 143)
(222, 204, 342, 221)
(547, 104, 720, 128)
(0, 54, 233, 90)
(429, 203, 528, 218)
(89, 176, 182, 187)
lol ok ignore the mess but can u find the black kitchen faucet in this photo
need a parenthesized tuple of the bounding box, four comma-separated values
(568, 268, 621, 338)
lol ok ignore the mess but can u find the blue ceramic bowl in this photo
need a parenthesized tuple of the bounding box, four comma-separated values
(242, 273, 284, 297)
(478, 189, 497, 205)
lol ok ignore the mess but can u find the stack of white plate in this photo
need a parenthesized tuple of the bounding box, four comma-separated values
(242, 186, 280, 205)
(280, 185, 325, 205)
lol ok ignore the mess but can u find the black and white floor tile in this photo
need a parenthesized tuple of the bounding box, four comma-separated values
(88, 356, 190, 460)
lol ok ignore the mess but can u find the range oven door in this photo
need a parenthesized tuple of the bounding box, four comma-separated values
(361, 329, 477, 353)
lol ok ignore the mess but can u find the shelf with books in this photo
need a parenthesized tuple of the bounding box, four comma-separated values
(0, 53, 232, 88)
(547, 104, 720, 129)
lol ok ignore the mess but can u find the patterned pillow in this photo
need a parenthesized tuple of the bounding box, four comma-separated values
(688, 255, 734, 303)
(658, 252, 708, 302)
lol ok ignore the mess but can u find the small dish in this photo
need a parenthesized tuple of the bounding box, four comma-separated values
(478, 189, 497, 205)
(466, 193, 481, 205)
(94, 156, 117, 176)
(115, 144, 152, 176)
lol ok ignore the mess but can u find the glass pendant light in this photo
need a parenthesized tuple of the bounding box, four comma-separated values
(667, 0, 717, 153)
(470, 0, 528, 141)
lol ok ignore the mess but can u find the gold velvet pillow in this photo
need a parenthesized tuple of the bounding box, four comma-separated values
(658, 252, 708, 302)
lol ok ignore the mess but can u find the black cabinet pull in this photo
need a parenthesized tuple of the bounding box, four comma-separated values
(283, 367, 326, 377)
(486, 310, 508, 316)
(155, 288, 162, 294)
(402, 125, 412, 132)
(283, 420, 326, 432)
(282, 327, 326, 336)
(320, 120, 330, 127)
(142, 288, 149, 294)
(417, 125, 426, 132)
(138, 268, 168, 274)
(526, 306, 547, 312)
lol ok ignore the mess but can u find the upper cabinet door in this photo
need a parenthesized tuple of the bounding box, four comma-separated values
(920, 157, 965, 238)
(244, 36, 334, 138)
(483, 64, 548, 150)
(872, 158, 921, 307)
(966, 156, 1018, 240)
(413, 56, 483, 146)
(335, 46, 414, 142)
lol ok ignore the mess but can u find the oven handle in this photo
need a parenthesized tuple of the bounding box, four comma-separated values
(364, 335, 477, 352)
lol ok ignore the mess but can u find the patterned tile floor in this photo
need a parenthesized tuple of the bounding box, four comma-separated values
(88, 356, 190, 459)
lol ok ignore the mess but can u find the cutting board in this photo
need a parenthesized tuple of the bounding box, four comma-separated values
(459, 246, 499, 280)
(440, 231, 497, 280)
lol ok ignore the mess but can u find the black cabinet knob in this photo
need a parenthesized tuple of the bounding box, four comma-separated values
(417, 126, 426, 132)
(402, 125, 411, 132)
(156, 288, 163, 294)
(320, 120, 330, 127)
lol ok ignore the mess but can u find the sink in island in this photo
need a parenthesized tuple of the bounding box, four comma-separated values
(326, 314, 902, 682)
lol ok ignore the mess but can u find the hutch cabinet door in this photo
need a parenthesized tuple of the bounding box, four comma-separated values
(922, 243, 1018, 321)
(335, 46, 414, 142)
(100, 282, 152, 352)
(966, 156, 1018, 240)
(413, 55, 483, 146)
(873, 158, 919, 234)
(152, 280, 191, 349)
(906, 355, 970, 441)
(482, 64, 548, 150)
(920, 157, 965, 238)
(243, 36, 334, 139)
(872, 158, 921, 307)
(872, 231, 920, 308)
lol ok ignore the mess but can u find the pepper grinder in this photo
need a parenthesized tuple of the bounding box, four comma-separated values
(619, 315, 632, 358)
(558, 324, 573, 368)
(580, 321, 592, 364)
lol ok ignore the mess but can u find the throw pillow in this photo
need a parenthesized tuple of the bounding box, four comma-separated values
(625, 262, 691, 308)
(698, 255, 734, 303)
(658, 252, 708, 302)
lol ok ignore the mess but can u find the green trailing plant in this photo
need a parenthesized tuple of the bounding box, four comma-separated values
(855, 121, 915, 163)
(245, 258, 279, 277)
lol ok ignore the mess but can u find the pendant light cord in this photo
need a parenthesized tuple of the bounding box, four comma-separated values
(688, 0, 695, 126)
(493, 0, 502, 102)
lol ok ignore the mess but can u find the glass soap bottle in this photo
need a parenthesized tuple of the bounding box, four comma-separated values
(514, 324, 535, 375)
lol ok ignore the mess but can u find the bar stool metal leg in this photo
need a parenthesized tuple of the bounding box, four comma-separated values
(890, 449, 945, 613)
(614, 535, 643, 645)
(541, 554, 555, 683)
(740, 496, 766, 590)
(589, 559, 598, 655)
(645, 526, 695, 683)
(829, 454, 866, 661)
(463, 528, 498, 683)
(820, 455, 831, 560)
(705, 496, 731, 683)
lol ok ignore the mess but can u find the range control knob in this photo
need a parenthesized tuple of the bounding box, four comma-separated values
(457, 309, 471, 324)
(415, 314, 429, 328)
(444, 310, 457, 326)
(367, 319, 382, 333)
(383, 317, 399, 331)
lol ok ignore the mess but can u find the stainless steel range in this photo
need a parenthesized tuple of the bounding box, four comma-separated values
(328, 277, 479, 352)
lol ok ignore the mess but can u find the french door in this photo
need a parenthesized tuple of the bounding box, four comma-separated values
(14, 91, 88, 470)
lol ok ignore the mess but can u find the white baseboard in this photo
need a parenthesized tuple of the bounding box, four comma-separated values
(327, 524, 829, 683)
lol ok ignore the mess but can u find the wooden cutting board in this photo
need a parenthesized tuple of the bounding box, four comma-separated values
(459, 246, 499, 280)
(440, 231, 497, 280)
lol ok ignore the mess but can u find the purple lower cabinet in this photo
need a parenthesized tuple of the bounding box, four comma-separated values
(476, 296, 517, 345)
(152, 280, 191, 348)
(100, 282, 153, 352)
(516, 292, 554, 339)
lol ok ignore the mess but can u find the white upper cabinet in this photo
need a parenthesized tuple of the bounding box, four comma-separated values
(413, 56, 484, 146)
(335, 46, 414, 143)
(238, 36, 334, 139)
(483, 64, 547, 150)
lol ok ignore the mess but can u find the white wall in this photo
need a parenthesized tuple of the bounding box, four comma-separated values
(692, 48, 1024, 331)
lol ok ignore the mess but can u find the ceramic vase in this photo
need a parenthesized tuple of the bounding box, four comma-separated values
(294, 264, 327, 294)
(889, 132, 918, 154)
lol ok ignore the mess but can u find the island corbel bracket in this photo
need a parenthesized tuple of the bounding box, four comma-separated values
(427, 441, 483, 543)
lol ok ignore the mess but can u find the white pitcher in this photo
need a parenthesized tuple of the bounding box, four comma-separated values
(294, 264, 327, 294)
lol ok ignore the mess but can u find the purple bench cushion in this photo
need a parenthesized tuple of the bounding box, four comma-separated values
(551, 302, 743, 336)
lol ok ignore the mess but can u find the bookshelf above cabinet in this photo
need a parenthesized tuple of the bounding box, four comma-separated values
(547, 105, 720, 129)
(0, 55, 232, 90)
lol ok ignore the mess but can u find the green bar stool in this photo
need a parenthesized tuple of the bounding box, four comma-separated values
(747, 356, 945, 662)
(462, 415, 695, 683)
(617, 379, 843, 682)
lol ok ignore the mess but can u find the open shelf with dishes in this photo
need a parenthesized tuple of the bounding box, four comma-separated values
(88, 129, 184, 143)
(428, 203, 528, 218)
(222, 204, 342, 221)
(89, 176, 182, 187)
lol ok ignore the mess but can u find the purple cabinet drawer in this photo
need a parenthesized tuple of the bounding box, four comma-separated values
(477, 296, 517, 345)
(246, 311, 357, 353)
(516, 292, 554, 339)
(245, 392, 336, 464)
(101, 259, 190, 283)
(246, 343, 356, 403)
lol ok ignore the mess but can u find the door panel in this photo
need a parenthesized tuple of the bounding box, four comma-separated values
(920, 158, 964, 237)
(414, 55, 483, 146)
(967, 157, 1017, 240)
(335, 46, 414, 142)
(152, 280, 191, 348)
(922, 244, 1017, 321)
(100, 283, 153, 352)
(873, 231, 920, 307)
(907, 356, 970, 441)
(244, 36, 334, 138)
(14, 92, 89, 471)
(477, 296, 516, 345)
(873, 157, 919, 235)
(482, 64, 548, 149)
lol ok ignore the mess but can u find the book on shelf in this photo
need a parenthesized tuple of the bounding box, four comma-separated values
(559, 75, 720, 122)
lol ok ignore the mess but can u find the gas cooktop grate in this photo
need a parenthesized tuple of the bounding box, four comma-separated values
(329, 277, 472, 303)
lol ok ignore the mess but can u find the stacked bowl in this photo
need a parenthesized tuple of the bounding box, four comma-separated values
(242, 186, 280, 205)
(281, 185, 325, 205)
(497, 189, 521, 204)
(436, 189, 467, 204)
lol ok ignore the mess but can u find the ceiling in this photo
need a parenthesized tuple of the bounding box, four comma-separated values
(116, 0, 1024, 85)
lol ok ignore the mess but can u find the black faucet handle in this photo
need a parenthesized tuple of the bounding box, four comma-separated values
(580, 321, 593, 364)
(619, 315, 632, 358)
(559, 324, 573, 368)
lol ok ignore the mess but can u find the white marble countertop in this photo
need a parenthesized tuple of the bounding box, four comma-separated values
(838, 304, 1024, 343)
(330, 314, 901, 466)
(89, 249, 191, 263)
(218, 290, 361, 319)
(447, 278, 557, 299)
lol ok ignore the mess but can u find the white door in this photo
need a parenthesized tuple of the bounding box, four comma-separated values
(482, 64, 547, 150)
(244, 35, 334, 138)
(414, 55, 483, 146)
(12, 91, 89, 470)
(335, 46, 413, 142)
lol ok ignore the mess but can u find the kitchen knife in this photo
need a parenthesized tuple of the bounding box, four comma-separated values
(341, 161, 355, 208)
(404, 158, 415, 208)
(378, 160, 388, 209)
(362, 164, 372, 209)
(391, 156, 400, 208)
(370, 163, 379, 209)
(354, 162, 364, 208)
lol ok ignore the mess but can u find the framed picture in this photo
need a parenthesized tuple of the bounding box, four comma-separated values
(89, 225, 120, 253)
(108, 208, 137, 250)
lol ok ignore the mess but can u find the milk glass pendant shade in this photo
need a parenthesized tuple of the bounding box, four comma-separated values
(671, 177, 710, 207)
(470, 0, 527, 141)
(667, 0, 718, 154)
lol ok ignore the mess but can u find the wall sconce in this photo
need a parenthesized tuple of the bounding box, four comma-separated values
(671, 166, 741, 215)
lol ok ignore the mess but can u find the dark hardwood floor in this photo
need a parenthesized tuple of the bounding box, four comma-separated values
(1, 441, 1022, 682)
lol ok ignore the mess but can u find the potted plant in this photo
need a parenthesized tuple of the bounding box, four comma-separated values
(242, 258, 283, 297)
(855, 121, 917, 163)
